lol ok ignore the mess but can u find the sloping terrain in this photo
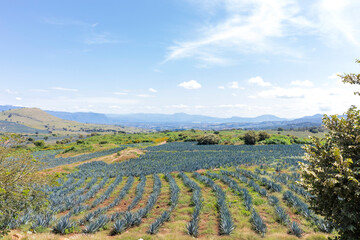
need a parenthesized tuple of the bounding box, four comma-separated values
(0, 120, 48, 133)
(0, 108, 141, 134)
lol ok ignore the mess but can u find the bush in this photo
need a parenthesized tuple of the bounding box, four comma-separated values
(244, 131, 257, 145)
(264, 135, 291, 145)
(0, 134, 49, 237)
(34, 140, 45, 147)
(197, 134, 220, 145)
(258, 131, 270, 141)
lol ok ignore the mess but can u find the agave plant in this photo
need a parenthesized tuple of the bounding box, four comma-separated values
(251, 210, 267, 237)
(52, 216, 75, 235)
(111, 219, 126, 235)
(83, 215, 109, 234)
(288, 221, 303, 237)
(186, 219, 199, 238)
(275, 205, 290, 225)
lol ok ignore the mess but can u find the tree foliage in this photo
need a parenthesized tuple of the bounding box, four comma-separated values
(0, 134, 49, 237)
(197, 134, 220, 145)
(244, 131, 257, 145)
(300, 60, 360, 240)
(258, 131, 271, 141)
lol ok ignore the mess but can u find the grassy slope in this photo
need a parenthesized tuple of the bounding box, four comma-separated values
(0, 108, 140, 134)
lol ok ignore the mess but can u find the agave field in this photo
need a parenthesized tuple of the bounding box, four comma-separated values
(8, 142, 333, 239)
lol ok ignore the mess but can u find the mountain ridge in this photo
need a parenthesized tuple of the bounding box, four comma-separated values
(0, 105, 324, 131)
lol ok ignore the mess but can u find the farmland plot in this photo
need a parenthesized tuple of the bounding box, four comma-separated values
(7, 142, 333, 239)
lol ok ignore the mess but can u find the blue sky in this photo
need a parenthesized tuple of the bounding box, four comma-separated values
(1, 0, 360, 118)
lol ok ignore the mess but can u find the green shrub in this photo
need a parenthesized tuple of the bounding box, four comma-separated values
(264, 135, 291, 145)
(197, 134, 220, 145)
(244, 131, 257, 145)
(33, 140, 45, 147)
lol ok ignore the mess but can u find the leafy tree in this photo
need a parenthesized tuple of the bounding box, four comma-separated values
(300, 60, 360, 240)
(0, 134, 49, 237)
(244, 131, 257, 145)
(197, 134, 220, 145)
(258, 131, 271, 141)
(34, 140, 45, 147)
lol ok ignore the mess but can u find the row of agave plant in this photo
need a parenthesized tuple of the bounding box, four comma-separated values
(238, 168, 333, 235)
(69, 143, 306, 178)
(36, 146, 128, 169)
(237, 168, 282, 192)
(178, 172, 202, 238)
(147, 173, 180, 234)
(193, 172, 235, 235)
(218, 170, 305, 238)
(210, 171, 267, 237)
(110, 174, 162, 235)
(254, 168, 333, 234)
(8, 167, 329, 237)
(80, 175, 137, 233)
(283, 191, 333, 233)
(268, 195, 303, 237)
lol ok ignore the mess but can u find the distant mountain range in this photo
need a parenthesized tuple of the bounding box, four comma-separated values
(1, 105, 325, 131)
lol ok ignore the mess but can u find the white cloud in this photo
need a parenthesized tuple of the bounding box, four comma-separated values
(228, 81, 244, 89)
(329, 72, 343, 85)
(315, 0, 360, 46)
(258, 87, 305, 98)
(165, 0, 309, 63)
(15, 97, 22, 101)
(178, 80, 202, 89)
(113, 92, 128, 95)
(52, 87, 78, 92)
(216, 104, 248, 108)
(166, 104, 189, 109)
(248, 76, 272, 87)
(148, 88, 157, 93)
(291, 80, 314, 87)
(165, 0, 360, 64)
(5, 89, 18, 94)
(85, 33, 118, 45)
(231, 93, 237, 96)
(136, 94, 154, 98)
(29, 89, 49, 93)
(44, 18, 97, 27)
(218, 86, 225, 89)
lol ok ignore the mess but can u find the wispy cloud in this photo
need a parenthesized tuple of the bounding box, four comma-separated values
(85, 33, 119, 45)
(15, 97, 22, 101)
(165, 0, 360, 64)
(113, 92, 128, 96)
(216, 104, 248, 108)
(291, 80, 313, 87)
(136, 94, 154, 98)
(228, 81, 244, 89)
(248, 76, 272, 87)
(178, 80, 202, 89)
(29, 89, 49, 93)
(44, 18, 97, 28)
(258, 87, 304, 98)
(165, 0, 309, 64)
(5, 89, 18, 94)
(166, 104, 189, 109)
(329, 72, 343, 85)
(148, 88, 157, 93)
(45, 17, 118, 45)
(315, 0, 360, 46)
(52, 87, 78, 92)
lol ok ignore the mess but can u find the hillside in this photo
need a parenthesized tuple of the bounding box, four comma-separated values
(0, 108, 141, 134)
(0, 120, 48, 134)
